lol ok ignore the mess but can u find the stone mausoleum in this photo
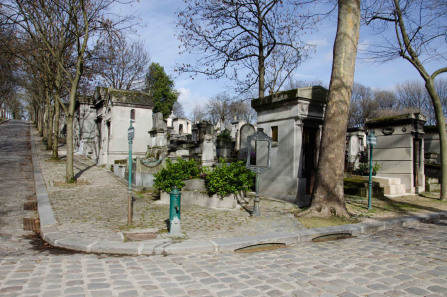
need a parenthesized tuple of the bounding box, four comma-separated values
(365, 113, 426, 194)
(251, 86, 328, 207)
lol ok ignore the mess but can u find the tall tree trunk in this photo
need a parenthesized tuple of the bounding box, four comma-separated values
(52, 99, 60, 160)
(426, 78, 447, 201)
(39, 106, 44, 137)
(302, 0, 360, 217)
(65, 114, 74, 183)
(44, 95, 49, 144)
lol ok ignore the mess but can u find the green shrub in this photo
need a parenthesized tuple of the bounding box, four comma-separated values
(205, 158, 255, 197)
(216, 129, 232, 142)
(153, 158, 200, 192)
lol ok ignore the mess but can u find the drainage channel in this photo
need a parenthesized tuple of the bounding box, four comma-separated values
(235, 243, 286, 253)
(312, 233, 354, 242)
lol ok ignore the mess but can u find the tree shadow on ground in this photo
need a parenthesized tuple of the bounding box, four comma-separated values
(370, 194, 446, 217)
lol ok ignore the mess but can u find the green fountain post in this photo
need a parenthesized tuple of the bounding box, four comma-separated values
(127, 120, 135, 225)
(366, 130, 377, 210)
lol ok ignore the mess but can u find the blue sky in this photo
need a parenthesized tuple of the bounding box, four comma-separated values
(122, 1, 435, 118)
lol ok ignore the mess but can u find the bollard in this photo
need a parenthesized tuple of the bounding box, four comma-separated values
(169, 186, 181, 234)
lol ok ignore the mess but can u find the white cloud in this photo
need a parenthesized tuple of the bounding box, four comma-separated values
(178, 87, 209, 119)
(358, 40, 371, 52)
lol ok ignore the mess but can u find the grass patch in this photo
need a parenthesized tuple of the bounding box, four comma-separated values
(298, 216, 359, 229)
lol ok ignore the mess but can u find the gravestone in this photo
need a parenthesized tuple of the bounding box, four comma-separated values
(238, 124, 256, 161)
(202, 134, 216, 167)
(149, 112, 167, 147)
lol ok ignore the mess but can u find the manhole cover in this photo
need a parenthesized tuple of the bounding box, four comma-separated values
(312, 233, 353, 242)
(24, 201, 37, 210)
(23, 218, 40, 231)
(235, 243, 286, 253)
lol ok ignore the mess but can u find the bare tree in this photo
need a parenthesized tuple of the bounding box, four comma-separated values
(4, 0, 136, 182)
(176, 0, 315, 98)
(192, 104, 206, 122)
(205, 93, 234, 126)
(303, 0, 361, 218)
(172, 101, 185, 118)
(394, 80, 435, 124)
(364, 0, 447, 200)
(93, 34, 150, 90)
(0, 26, 18, 118)
(348, 82, 374, 127)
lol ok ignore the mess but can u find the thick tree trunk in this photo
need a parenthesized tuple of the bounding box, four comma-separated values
(65, 115, 74, 183)
(44, 96, 49, 144)
(301, 0, 360, 218)
(52, 100, 60, 160)
(47, 104, 54, 150)
(426, 78, 447, 201)
(39, 106, 44, 137)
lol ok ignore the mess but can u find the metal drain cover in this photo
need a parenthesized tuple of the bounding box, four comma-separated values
(235, 243, 286, 253)
(312, 233, 353, 242)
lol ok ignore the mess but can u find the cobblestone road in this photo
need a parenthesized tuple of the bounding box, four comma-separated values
(1, 121, 447, 297)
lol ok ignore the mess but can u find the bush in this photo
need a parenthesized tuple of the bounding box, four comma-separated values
(153, 158, 200, 192)
(216, 129, 232, 142)
(205, 158, 255, 197)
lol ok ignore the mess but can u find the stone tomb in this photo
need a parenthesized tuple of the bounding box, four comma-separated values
(251, 86, 328, 206)
(365, 113, 426, 194)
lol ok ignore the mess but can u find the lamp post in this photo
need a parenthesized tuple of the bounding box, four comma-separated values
(366, 130, 377, 210)
(246, 128, 272, 216)
(127, 120, 135, 225)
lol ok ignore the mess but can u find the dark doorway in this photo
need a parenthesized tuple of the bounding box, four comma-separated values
(413, 139, 421, 188)
(302, 127, 317, 194)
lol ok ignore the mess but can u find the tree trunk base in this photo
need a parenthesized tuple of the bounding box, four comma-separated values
(298, 203, 350, 218)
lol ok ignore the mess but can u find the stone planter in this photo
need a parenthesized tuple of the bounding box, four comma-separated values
(113, 164, 126, 178)
(160, 179, 241, 209)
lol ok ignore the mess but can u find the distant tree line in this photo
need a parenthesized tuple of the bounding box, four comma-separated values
(349, 79, 447, 128)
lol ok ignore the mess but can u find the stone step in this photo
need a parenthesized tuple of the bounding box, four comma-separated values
(383, 184, 407, 195)
(371, 176, 402, 186)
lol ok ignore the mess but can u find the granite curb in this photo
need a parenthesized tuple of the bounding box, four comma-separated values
(29, 125, 447, 255)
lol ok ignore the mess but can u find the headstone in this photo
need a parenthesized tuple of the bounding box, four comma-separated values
(238, 124, 256, 160)
(152, 112, 167, 130)
(149, 112, 168, 147)
(202, 134, 216, 167)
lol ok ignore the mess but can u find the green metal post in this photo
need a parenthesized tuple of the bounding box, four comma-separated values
(253, 174, 260, 216)
(368, 144, 373, 210)
(127, 120, 134, 226)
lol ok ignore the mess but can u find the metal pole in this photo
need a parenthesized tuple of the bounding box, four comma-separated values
(253, 174, 260, 216)
(368, 144, 373, 210)
(127, 139, 133, 225)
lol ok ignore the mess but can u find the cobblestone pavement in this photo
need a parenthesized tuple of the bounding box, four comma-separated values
(33, 127, 303, 241)
(1, 121, 447, 297)
(0, 120, 37, 256)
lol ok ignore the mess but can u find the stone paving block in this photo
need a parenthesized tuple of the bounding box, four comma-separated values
(89, 241, 141, 255)
(356, 221, 387, 233)
(55, 237, 97, 253)
(162, 240, 216, 255)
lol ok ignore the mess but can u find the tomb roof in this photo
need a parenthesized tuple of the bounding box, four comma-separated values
(94, 86, 153, 108)
(251, 86, 328, 110)
(365, 113, 426, 128)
